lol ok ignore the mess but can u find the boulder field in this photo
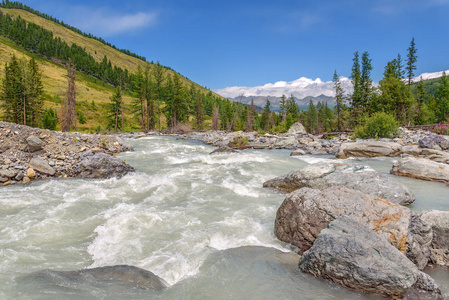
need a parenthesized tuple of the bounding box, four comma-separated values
(0, 121, 134, 186)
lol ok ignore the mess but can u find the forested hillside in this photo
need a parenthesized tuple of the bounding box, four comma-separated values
(0, 1, 239, 132)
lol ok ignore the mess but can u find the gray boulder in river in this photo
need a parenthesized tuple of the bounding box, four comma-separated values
(264, 162, 415, 205)
(419, 134, 449, 150)
(31, 265, 167, 291)
(299, 216, 443, 299)
(275, 187, 432, 269)
(420, 210, 449, 267)
(391, 157, 449, 183)
(73, 152, 134, 179)
(403, 147, 449, 164)
(336, 141, 402, 158)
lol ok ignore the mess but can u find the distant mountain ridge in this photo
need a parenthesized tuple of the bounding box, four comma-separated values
(229, 94, 335, 111)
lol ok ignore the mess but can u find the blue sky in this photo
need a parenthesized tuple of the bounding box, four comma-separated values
(14, 0, 449, 97)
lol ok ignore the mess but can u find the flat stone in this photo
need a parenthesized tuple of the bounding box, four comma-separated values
(29, 157, 55, 176)
(391, 158, 449, 183)
(337, 141, 402, 158)
(26, 135, 45, 152)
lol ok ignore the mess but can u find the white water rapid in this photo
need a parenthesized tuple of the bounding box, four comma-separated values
(0, 136, 447, 299)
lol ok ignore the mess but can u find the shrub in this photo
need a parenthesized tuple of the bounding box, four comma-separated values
(229, 136, 249, 148)
(42, 108, 58, 130)
(354, 112, 398, 139)
(77, 111, 86, 124)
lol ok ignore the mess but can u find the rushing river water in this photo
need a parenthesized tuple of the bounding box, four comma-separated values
(0, 136, 448, 299)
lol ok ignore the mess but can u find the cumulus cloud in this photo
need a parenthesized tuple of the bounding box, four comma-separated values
(214, 76, 353, 99)
(70, 8, 158, 36)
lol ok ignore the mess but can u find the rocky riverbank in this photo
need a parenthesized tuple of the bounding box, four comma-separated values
(0, 121, 134, 186)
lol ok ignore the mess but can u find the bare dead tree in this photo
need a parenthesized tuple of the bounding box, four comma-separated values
(61, 61, 76, 132)
(212, 104, 220, 130)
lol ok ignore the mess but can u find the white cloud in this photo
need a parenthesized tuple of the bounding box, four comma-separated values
(214, 76, 353, 99)
(70, 8, 158, 36)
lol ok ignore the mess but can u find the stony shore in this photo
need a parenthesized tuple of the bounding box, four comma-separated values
(0, 121, 134, 186)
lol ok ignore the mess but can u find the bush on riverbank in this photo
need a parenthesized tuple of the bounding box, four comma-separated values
(354, 112, 398, 139)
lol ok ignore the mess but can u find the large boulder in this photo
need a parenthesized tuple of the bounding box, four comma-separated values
(391, 158, 449, 183)
(419, 135, 449, 150)
(403, 147, 449, 164)
(26, 135, 45, 152)
(337, 141, 402, 158)
(29, 157, 55, 176)
(73, 152, 134, 179)
(264, 162, 415, 205)
(32, 265, 167, 291)
(420, 210, 449, 267)
(286, 122, 306, 135)
(275, 187, 432, 269)
(299, 216, 442, 299)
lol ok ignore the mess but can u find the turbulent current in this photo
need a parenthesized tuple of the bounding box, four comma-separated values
(1, 136, 448, 299)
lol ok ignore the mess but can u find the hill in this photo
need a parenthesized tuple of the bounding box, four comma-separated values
(0, 4, 225, 132)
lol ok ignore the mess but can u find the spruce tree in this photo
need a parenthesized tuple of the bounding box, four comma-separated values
(152, 61, 165, 131)
(406, 38, 418, 87)
(279, 94, 287, 123)
(415, 76, 427, 124)
(196, 93, 204, 129)
(361, 51, 373, 109)
(333, 70, 345, 131)
(261, 99, 273, 131)
(306, 100, 318, 133)
(108, 85, 122, 132)
(350, 51, 362, 109)
(437, 72, 449, 122)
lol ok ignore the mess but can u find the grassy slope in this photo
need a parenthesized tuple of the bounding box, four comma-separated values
(2, 8, 215, 96)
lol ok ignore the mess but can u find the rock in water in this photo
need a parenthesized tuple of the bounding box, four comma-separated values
(299, 216, 442, 299)
(264, 162, 415, 205)
(26, 135, 45, 152)
(29, 157, 55, 176)
(32, 265, 167, 291)
(391, 157, 449, 183)
(275, 187, 432, 269)
(210, 147, 237, 154)
(73, 152, 134, 179)
(403, 147, 449, 164)
(286, 122, 306, 135)
(420, 210, 449, 267)
(336, 141, 402, 158)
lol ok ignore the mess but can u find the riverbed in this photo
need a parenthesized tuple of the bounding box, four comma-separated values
(0, 136, 447, 299)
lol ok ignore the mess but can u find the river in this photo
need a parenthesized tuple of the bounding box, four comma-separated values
(0, 136, 448, 299)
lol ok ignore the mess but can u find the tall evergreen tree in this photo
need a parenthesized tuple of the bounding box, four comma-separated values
(333, 70, 345, 131)
(195, 93, 204, 129)
(279, 94, 287, 123)
(436, 72, 449, 122)
(360, 51, 373, 109)
(108, 85, 123, 132)
(260, 99, 273, 131)
(152, 61, 165, 131)
(245, 99, 255, 132)
(406, 38, 418, 87)
(306, 100, 318, 133)
(350, 51, 362, 109)
(415, 76, 427, 123)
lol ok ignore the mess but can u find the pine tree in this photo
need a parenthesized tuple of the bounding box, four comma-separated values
(350, 51, 362, 109)
(24, 57, 44, 127)
(246, 99, 255, 132)
(280, 94, 287, 123)
(152, 61, 165, 131)
(108, 85, 122, 132)
(437, 72, 449, 122)
(61, 61, 76, 131)
(415, 76, 427, 124)
(406, 38, 417, 87)
(196, 93, 204, 129)
(361, 51, 373, 109)
(261, 99, 273, 131)
(287, 95, 300, 122)
(1, 55, 23, 124)
(306, 100, 318, 133)
(333, 70, 345, 131)
(212, 103, 220, 130)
